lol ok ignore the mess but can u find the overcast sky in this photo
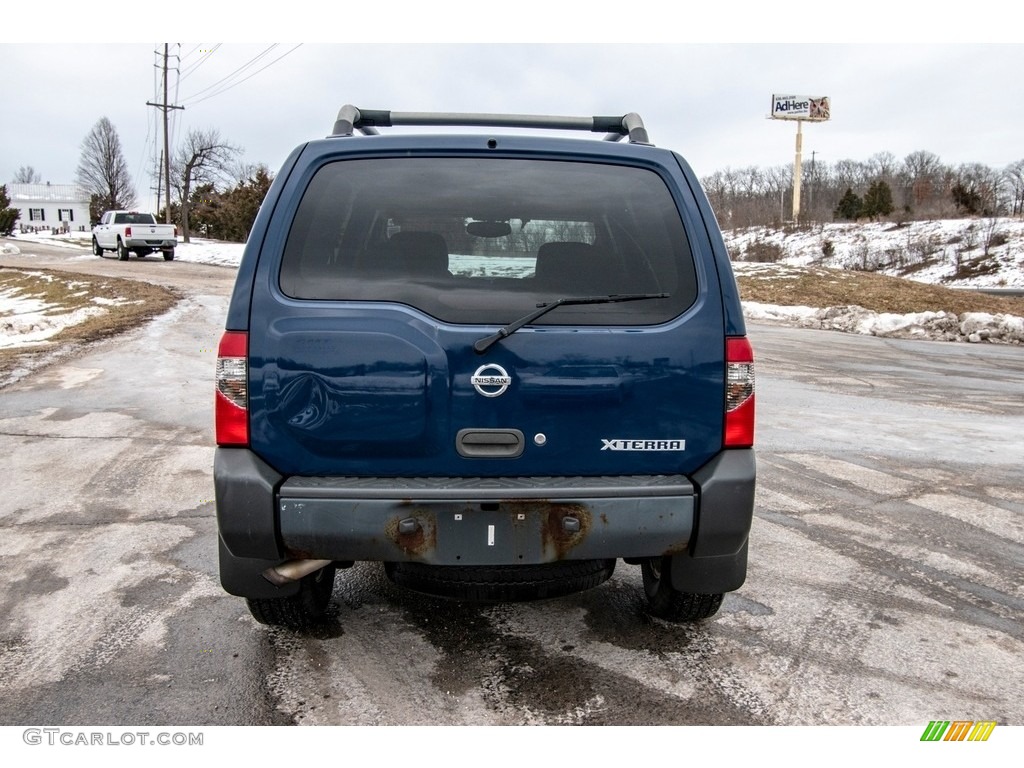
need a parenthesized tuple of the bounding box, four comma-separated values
(3, 8, 1022, 211)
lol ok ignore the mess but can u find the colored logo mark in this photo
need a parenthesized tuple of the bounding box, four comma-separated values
(920, 720, 997, 742)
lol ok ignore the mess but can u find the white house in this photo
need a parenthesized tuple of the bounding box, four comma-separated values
(8, 183, 91, 232)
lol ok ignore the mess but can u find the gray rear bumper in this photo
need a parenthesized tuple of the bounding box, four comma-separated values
(125, 238, 176, 248)
(278, 474, 695, 565)
(215, 447, 754, 595)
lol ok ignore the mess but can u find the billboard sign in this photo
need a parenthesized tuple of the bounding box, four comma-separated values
(771, 95, 831, 121)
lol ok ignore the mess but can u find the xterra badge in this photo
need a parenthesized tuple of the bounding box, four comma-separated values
(601, 439, 686, 451)
(471, 364, 512, 398)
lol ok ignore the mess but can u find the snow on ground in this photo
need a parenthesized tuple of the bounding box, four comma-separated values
(723, 217, 1024, 288)
(3, 224, 1022, 345)
(0, 270, 113, 349)
(8, 230, 246, 267)
(742, 300, 1024, 344)
(727, 220, 1024, 343)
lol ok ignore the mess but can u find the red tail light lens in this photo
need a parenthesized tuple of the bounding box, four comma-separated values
(216, 331, 248, 446)
(724, 336, 755, 448)
(125, 226, 132, 237)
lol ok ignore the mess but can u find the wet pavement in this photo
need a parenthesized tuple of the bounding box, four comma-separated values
(0, 242, 1021, 726)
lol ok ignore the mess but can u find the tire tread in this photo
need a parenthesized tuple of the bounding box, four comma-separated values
(245, 565, 336, 629)
(642, 557, 723, 622)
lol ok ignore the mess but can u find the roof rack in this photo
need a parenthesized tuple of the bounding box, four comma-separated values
(330, 105, 651, 145)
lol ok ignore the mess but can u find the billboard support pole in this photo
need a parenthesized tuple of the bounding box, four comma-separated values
(770, 95, 829, 223)
(792, 119, 803, 224)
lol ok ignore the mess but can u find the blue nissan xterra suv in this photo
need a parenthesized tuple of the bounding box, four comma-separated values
(215, 106, 755, 629)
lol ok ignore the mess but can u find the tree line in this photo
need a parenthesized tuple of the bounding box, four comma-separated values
(13, 116, 272, 243)
(15, 119, 1023, 244)
(163, 163, 273, 243)
(701, 151, 1024, 229)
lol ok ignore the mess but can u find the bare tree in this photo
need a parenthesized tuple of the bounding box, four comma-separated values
(762, 165, 794, 225)
(832, 158, 871, 192)
(866, 151, 898, 183)
(173, 128, 241, 243)
(13, 166, 41, 184)
(76, 117, 136, 221)
(701, 147, 1008, 229)
(900, 150, 943, 213)
(701, 170, 730, 227)
(1003, 160, 1024, 217)
(954, 162, 1001, 216)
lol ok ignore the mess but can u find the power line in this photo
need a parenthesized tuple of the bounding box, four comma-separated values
(179, 44, 221, 81)
(183, 44, 302, 107)
(170, 44, 182, 160)
(146, 44, 185, 223)
(135, 46, 164, 210)
(180, 44, 278, 103)
(179, 44, 202, 63)
(133, 98, 154, 201)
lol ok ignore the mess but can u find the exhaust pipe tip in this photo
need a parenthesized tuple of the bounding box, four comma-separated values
(262, 558, 333, 586)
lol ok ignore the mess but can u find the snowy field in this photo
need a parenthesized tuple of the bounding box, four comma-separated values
(740, 294, 1023, 344)
(0, 272, 107, 348)
(723, 217, 1024, 289)
(2, 231, 242, 352)
(725, 218, 1024, 343)
(3, 221, 1023, 347)
(5, 229, 247, 267)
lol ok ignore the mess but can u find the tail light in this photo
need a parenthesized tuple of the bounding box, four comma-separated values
(174, 226, 178, 237)
(724, 336, 755, 448)
(216, 331, 248, 446)
(125, 226, 132, 237)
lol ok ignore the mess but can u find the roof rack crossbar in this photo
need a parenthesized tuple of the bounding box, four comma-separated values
(331, 105, 650, 144)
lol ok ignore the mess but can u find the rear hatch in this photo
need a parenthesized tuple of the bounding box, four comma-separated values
(247, 141, 727, 479)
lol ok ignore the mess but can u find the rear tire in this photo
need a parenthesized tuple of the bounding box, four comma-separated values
(641, 556, 723, 621)
(116, 239, 129, 261)
(385, 559, 615, 602)
(245, 563, 336, 629)
(163, 248, 175, 261)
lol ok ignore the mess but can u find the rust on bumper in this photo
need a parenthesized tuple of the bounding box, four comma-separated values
(277, 495, 692, 566)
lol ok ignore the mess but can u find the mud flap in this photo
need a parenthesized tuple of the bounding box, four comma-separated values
(218, 536, 300, 600)
(668, 540, 748, 594)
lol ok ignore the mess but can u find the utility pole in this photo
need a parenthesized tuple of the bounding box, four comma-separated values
(154, 150, 163, 214)
(792, 120, 803, 224)
(146, 44, 183, 223)
(809, 150, 816, 220)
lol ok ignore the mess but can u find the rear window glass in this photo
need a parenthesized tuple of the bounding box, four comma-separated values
(279, 157, 697, 325)
(113, 213, 156, 224)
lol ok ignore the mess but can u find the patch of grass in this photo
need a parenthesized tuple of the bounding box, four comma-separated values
(0, 267, 179, 383)
(736, 265, 1024, 316)
(953, 256, 1000, 281)
(896, 256, 943, 277)
(742, 239, 785, 263)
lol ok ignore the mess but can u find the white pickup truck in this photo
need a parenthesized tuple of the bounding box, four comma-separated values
(92, 211, 177, 261)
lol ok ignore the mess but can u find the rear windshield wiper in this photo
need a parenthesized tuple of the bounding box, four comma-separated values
(473, 293, 669, 354)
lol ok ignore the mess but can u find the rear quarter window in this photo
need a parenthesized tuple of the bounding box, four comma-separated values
(279, 157, 698, 325)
